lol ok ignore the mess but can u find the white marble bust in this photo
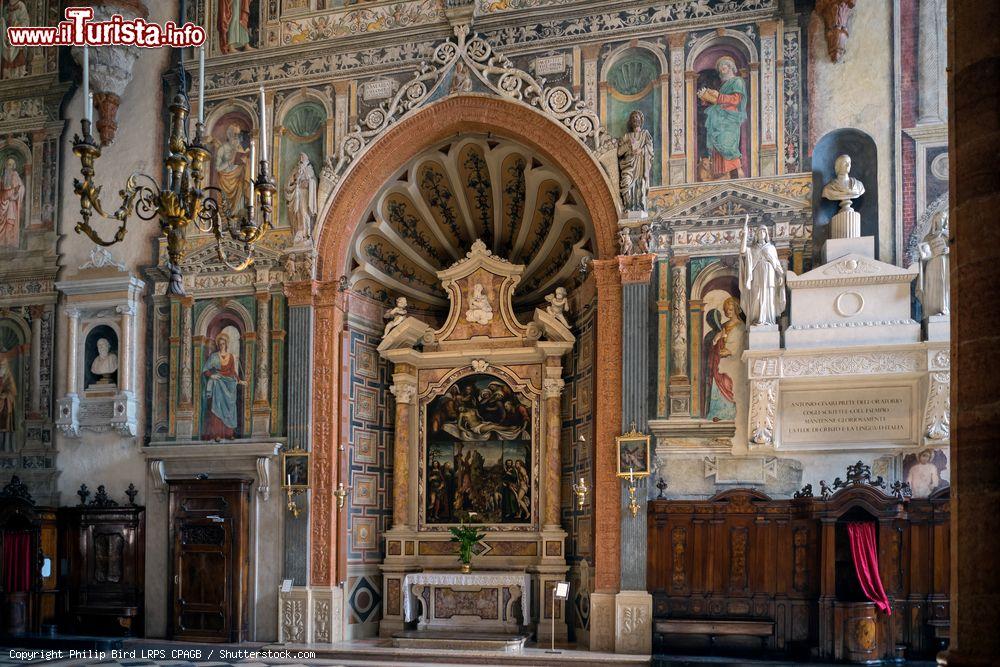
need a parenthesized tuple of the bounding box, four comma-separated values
(822, 154, 865, 208)
(90, 338, 119, 378)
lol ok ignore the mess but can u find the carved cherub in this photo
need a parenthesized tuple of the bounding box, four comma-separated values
(618, 228, 634, 256)
(544, 286, 572, 329)
(637, 224, 653, 254)
(383, 296, 408, 336)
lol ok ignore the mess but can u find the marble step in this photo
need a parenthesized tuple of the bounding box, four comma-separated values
(392, 630, 529, 652)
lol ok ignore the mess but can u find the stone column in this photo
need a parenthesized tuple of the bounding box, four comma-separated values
(943, 0, 1000, 662)
(918, 0, 948, 124)
(543, 376, 565, 529)
(580, 44, 602, 111)
(283, 280, 315, 586)
(252, 290, 272, 435)
(66, 308, 80, 395)
(116, 303, 134, 393)
(389, 368, 417, 528)
(589, 258, 623, 653)
(616, 254, 654, 655)
(176, 296, 195, 438)
(29, 306, 43, 416)
(668, 257, 691, 417)
(667, 32, 687, 185)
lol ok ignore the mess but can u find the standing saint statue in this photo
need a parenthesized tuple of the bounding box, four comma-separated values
(0, 157, 24, 248)
(617, 110, 654, 213)
(917, 211, 950, 317)
(697, 56, 747, 180)
(285, 152, 318, 244)
(739, 217, 786, 326)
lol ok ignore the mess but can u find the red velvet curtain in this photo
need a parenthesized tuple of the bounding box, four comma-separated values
(2, 531, 32, 593)
(846, 521, 891, 614)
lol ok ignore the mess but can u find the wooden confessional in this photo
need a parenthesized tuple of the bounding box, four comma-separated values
(0, 476, 57, 637)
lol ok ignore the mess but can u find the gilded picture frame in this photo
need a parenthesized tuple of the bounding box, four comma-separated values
(616, 429, 651, 478)
(282, 450, 310, 489)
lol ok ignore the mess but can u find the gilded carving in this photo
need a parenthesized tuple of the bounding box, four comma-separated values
(671, 526, 686, 590)
(730, 527, 748, 591)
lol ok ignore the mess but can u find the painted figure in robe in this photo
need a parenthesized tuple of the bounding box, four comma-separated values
(0, 158, 25, 248)
(703, 296, 744, 420)
(217, 0, 252, 54)
(201, 333, 243, 440)
(697, 56, 747, 179)
(215, 124, 251, 217)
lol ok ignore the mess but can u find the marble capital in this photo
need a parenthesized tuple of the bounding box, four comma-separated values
(617, 253, 656, 284)
(285, 280, 318, 307)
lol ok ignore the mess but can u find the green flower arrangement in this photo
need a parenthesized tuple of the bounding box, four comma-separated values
(449, 512, 485, 572)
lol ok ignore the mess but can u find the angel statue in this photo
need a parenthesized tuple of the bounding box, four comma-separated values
(917, 211, 950, 317)
(545, 287, 572, 329)
(383, 296, 408, 336)
(738, 216, 786, 326)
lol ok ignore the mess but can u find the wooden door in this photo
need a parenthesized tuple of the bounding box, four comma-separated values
(168, 479, 251, 643)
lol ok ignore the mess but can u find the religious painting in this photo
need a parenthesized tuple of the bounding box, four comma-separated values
(616, 431, 650, 477)
(83, 325, 119, 390)
(425, 374, 532, 525)
(902, 448, 949, 498)
(0, 150, 26, 250)
(216, 0, 259, 55)
(282, 450, 310, 488)
(0, 320, 26, 454)
(701, 288, 746, 421)
(278, 100, 324, 244)
(0, 0, 32, 79)
(209, 110, 253, 219)
(695, 47, 749, 181)
(200, 318, 245, 441)
(606, 49, 662, 185)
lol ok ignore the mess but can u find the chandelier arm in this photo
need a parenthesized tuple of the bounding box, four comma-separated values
(214, 237, 256, 272)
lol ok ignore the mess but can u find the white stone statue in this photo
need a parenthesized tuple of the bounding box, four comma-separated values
(383, 296, 408, 336)
(739, 217, 787, 326)
(465, 283, 494, 325)
(917, 211, 950, 317)
(822, 154, 865, 207)
(285, 152, 318, 245)
(545, 286, 571, 329)
(90, 338, 119, 380)
(617, 228, 633, 256)
(617, 110, 654, 214)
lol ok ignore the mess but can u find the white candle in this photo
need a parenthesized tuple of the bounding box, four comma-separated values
(249, 139, 257, 200)
(197, 46, 205, 124)
(258, 85, 267, 163)
(83, 45, 90, 123)
(287, 474, 292, 487)
(87, 92, 93, 126)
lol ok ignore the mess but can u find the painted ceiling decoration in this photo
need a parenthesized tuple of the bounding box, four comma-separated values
(350, 135, 593, 310)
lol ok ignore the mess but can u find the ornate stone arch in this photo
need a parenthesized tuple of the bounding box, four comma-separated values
(686, 30, 759, 71)
(691, 259, 739, 301)
(600, 40, 669, 80)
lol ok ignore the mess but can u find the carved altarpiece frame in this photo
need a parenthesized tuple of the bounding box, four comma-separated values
(377, 240, 575, 640)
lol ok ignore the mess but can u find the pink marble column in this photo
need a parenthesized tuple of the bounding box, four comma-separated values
(390, 367, 417, 528)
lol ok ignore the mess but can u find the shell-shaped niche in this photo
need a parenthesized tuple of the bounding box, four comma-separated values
(349, 135, 594, 310)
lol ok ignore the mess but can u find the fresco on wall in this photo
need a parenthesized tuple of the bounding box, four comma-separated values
(425, 374, 532, 524)
(902, 448, 949, 498)
(696, 49, 749, 181)
(216, 0, 258, 54)
(0, 321, 25, 453)
(210, 110, 254, 219)
(200, 323, 245, 441)
(0, 151, 26, 250)
(0, 0, 32, 79)
(607, 49, 662, 186)
(701, 289, 745, 421)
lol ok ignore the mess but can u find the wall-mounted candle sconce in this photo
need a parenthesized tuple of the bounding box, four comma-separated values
(334, 482, 350, 511)
(282, 450, 310, 519)
(616, 423, 651, 520)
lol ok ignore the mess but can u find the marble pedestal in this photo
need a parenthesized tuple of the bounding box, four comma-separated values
(614, 590, 652, 655)
(924, 313, 951, 341)
(277, 586, 345, 644)
(822, 236, 874, 263)
(829, 205, 861, 240)
(748, 324, 781, 349)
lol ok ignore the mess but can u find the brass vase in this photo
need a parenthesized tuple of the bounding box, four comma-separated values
(460, 562, 472, 574)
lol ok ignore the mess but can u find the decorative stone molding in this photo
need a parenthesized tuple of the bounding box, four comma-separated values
(815, 0, 856, 63)
(923, 368, 950, 443)
(140, 442, 281, 500)
(669, 262, 688, 379)
(542, 378, 565, 399)
(748, 379, 777, 448)
(617, 253, 655, 284)
(389, 381, 417, 405)
(614, 590, 652, 655)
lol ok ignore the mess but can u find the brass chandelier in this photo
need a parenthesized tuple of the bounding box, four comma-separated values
(71, 47, 275, 295)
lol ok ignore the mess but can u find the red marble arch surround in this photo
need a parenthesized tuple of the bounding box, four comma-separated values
(302, 94, 624, 590)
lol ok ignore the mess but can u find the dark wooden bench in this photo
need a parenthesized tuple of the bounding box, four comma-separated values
(655, 618, 774, 649)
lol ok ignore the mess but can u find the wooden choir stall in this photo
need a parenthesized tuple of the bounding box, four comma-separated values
(648, 462, 950, 662)
(0, 477, 57, 637)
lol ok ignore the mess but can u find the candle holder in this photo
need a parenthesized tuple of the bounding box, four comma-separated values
(333, 482, 351, 511)
(71, 63, 274, 296)
(571, 476, 589, 511)
(616, 425, 651, 520)
(286, 486, 304, 518)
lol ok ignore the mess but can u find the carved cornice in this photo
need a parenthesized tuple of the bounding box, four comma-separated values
(618, 253, 656, 285)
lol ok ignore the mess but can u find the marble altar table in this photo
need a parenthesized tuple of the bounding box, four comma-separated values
(402, 571, 531, 633)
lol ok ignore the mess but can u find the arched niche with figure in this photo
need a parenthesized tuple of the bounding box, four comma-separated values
(690, 38, 753, 182)
(83, 324, 119, 391)
(206, 106, 256, 221)
(812, 128, 879, 257)
(0, 318, 28, 454)
(602, 44, 666, 186)
(0, 144, 30, 253)
(276, 97, 328, 247)
(198, 310, 249, 441)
